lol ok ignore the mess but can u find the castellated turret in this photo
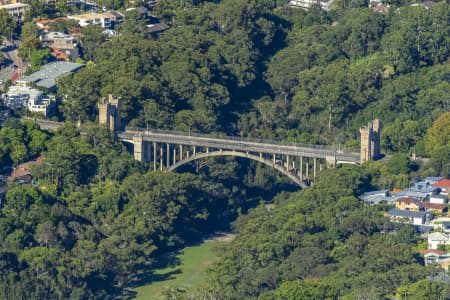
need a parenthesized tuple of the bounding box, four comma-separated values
(360, 119, 381, 162)
(98, 95, 121, 132)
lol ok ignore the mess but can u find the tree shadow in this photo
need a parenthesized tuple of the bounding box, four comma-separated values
(120, 251, 184, 299)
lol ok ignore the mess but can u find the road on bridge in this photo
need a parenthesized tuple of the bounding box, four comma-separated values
(120, 128, 360, 163)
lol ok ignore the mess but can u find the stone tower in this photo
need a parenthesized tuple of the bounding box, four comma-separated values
(360, 119, 381, 162)
(98, 94, 121, 132)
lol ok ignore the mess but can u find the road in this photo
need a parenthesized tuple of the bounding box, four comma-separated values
(23, 118, 361, 163)
(120, 128, 361, 163)
(0, 39, 25, 85)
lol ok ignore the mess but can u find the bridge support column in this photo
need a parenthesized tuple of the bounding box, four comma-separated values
(306, 161, 309, 179)
(206, 147, 209, 153)
(166, 144, 170, 168)
(273, 154, 276, 164)
(286, 155, 290, 170)
(153, 142, 157, 171)
(259, 153, 262, 159)
(173, 148, 176, 165)
(133, 135, 144, 162)
(160, 147, 163, 171)
(144, 141, 151, 162)
(299, 157, 303, 181)
(325, 155, 336, 168)
(313, 158, 317, 179)
(180, 145, 183, 160)
(193, 146, 196, 155)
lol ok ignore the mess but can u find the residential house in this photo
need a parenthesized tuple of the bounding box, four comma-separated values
(146, 23, 170, 36)
(103, 11, 124, 26)
(41, 32, 79, 61)
(425, 177, 445, 185)
(430, 195, 449, 205)
(423, 249, 450, 270)
(388, 209, 429, 225)
(422, 202, 448, 214)
(395, 197, 423, 211)
(433, 179, 450, 196)
(68, 13, 111, 28)
(428, 232, 450, 250)
(0, 0, 16, 5)
(359, 189, 395, 205)
(424, 249, 445, 265)
(0, 2, 29, 20)
(5, 84, 56, 117)
(288, 0, 334, 10)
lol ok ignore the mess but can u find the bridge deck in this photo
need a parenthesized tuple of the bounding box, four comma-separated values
(119, 128, 360, 163)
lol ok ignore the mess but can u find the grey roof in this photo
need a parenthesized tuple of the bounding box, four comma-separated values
(362, 189, 389, 196)
(415, 225, 433, 235)
(431, 195, 448, 199)
(21, 62, 84, 89)
(388, 208, 427, 218)
(146, 23, 170, 33)
(442, 222, 450, 229)
(425, 177, 444, 183)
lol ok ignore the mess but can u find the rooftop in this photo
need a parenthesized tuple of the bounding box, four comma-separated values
(388, 208, 427, 218)
(428, 232, 450, 241)
(433, 179, 450, 188)
(20, 61, 84, 89)
(0, 2, 28, 8)
(362, 189, 389, 196)
(422, 202, 447, 210)
(70, 12, 109, 19)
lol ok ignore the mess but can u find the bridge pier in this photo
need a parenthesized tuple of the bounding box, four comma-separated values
(313, 158, 317, 179)
(325, 155, 336, 167)
(153, 142, 157, 171)
(160, 147, 163, 171)
(133, 135, 144, 162)
(299, 157, 303, 181)
(306, 162, 309, 179)
(173, 148, 176, 165)
(167, 144, 170, 168)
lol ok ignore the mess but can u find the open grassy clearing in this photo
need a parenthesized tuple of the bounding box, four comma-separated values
(132, 238, 229, 299)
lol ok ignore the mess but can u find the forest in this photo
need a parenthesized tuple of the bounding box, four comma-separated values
(0, 0, 449, 298)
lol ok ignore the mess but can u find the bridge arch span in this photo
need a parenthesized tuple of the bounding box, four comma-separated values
(166, 150, 307, 188)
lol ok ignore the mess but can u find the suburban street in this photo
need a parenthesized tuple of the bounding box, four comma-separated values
(0, 39, 25, 85)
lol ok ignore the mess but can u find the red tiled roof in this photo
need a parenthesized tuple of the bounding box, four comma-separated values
(422, 249, 445, 255)
(422, 202, 447, 210)
(396, 197, 421, 204)
(433, 179, 450, 188)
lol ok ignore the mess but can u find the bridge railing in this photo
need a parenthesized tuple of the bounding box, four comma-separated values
(124, 126, 359, 154)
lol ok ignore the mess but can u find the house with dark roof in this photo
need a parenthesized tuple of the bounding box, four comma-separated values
(388, 209, 430, 225)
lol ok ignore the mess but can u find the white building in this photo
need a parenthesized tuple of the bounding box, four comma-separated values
(430, 195, 448, 205)
(5, 84, 55, 117)
(68, 13, 111, 28)
(428, 232, 450, 250)
(288, 0, 333, 10)
(0, 2, 29, 20)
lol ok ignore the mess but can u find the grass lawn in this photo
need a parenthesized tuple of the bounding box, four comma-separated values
(132, 239, 225, 299)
